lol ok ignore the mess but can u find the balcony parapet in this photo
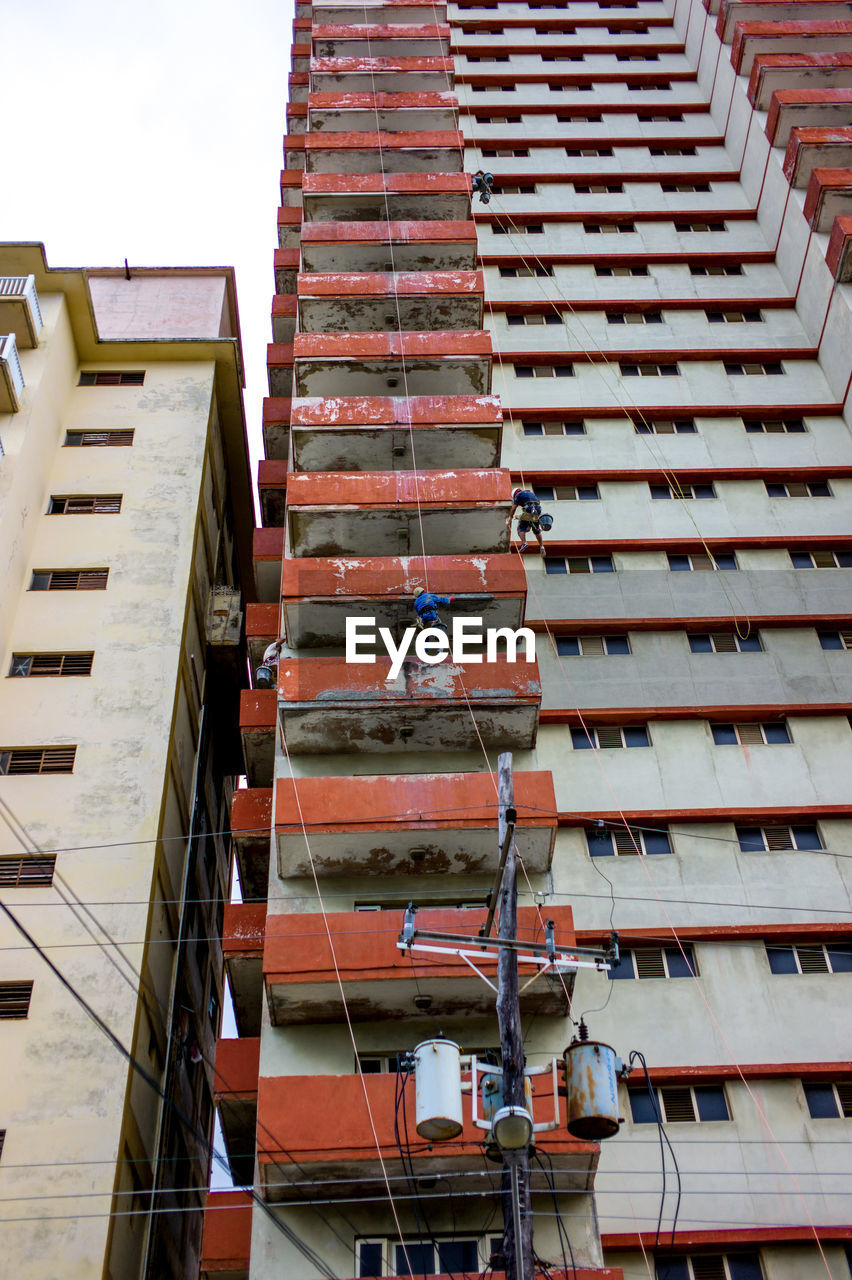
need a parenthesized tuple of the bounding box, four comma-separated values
(280, 553, 524, 646)
(266, 342, 293, 398)
(300, 218, 477, 272)
(231, 786, 274, 900)
(277, 654, 540, 753)
(200, 1190, 252, 1279)
(246, 600, 280, 666)
(748, 52, 852, 110)
(239, 690, 277, 787)
(312, 23, 451, 59)
(310, 54, 455, 93)
(275, 767, 556, 877)
(262, 396, 291, 461)
(783, 124, 852, 186)
(804, 166, 852, 230)
(252, 528, 285, 602)
(301, 170, 471, 221)
(766, 86, 852, 145)
(0, 275, 43, 347)
(273, 248, 299, 294)
(264, 905, 575, 1023)
(299, 128, 464, 174)
(271, 292, 297, 343)
(297, 268, 483, 335)
(292, 329, 492, 398)
(308, 89, 458, 133)
(732, 20, 852, 77)
(214, 1038, 260, 1187)
(717, 0, 852, 43)
(312, 0, 447, 20)
(0, 333, 23, 412)
(285, 466, 511, 556)
(224, 903, 267, 1037)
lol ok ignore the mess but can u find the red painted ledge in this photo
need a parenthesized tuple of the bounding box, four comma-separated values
(603, 1225, 852, 1252)
(201, 1190, 252, 1273)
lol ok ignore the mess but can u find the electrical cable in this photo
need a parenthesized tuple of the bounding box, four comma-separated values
(627, 1049, 682, 1251)
(532, 1149, 577, 1280)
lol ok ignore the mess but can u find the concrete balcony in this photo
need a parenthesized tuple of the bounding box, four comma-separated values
(297, 268, 483, 334)
(310, 55, 455, 94)
(732, 21, 852, 78)
(311, 22, 451, 58)
(257, 1072, 597, 1201)
(827, 212, 852, 278)
(300, 219, 477, 273)
(258, 459, 288, 527)
(0, 333, 24, 411)
(285, 467, 512, 557)
(276, 205, 302, 250)
(231, 786, 273, 901)
(271, 292, 297, 343)
(301, 171, 471, 222)
(277, 654, 541, 753)
(280, 553, 524, 646)
(264, 904, 575, 1024)
(766, 87, 852, 146)
(200, 1190, 251, 1280)
(717, 0, 852, 42)
(214, 1037, 260, 1186)
(239, 690, 277, 787)
(275, 767, 556, 877)
(748, 51, 852, 110)
(290, 392, 501, 472)
(299, 128, 464, 176)
(0, 275, 43, 347)
(784, 125, 852, 186)
(262, 396, 290, 461)
(292, 330, 492, 398)
(273, 247, 299, 294)
(804, 166, 852, 229)
(252, 528, 284, 601)
(308, 89, 458, 133)
(312, 0, 446, 20)
(223, 903, 266, 1036)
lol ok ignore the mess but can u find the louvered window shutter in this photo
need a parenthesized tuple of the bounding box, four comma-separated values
(796, 947, 829, 974)
(634, 949, 666, 978)
(660, 1087, 696, 1122)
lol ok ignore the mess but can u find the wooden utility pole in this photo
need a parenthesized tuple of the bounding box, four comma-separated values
(496, 751, 534, 1280)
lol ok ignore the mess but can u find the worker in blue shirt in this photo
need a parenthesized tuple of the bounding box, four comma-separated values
(413, 587, 454, 633)
(507, 487, 549, 555)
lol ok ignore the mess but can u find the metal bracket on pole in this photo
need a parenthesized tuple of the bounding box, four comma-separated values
(479, 805, 516, 939)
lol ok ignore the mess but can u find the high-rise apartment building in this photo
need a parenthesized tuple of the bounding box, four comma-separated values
(0, 244, 254, 1280)
(205, 2, 852, 1280)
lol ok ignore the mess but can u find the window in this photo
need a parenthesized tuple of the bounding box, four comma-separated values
(610, 944, 696, 978)
(507, 312, 561, 325)
(0, 855, 56, 887)
(654, 1252, 763, 1280)
(565, 147, 614, 158)
(541, 483, 599, 501)
(595, 265, 648, 277)
(725, 361, 783, 376)
(499, 265, 553, 277)
(707, 311, 764, 328)
(689, 632, 761, 653)
(584, 222, 635, 234)
(744, 418, 805, 433)
(631, 81, 672, 90)
(514, 363, 574, 378)
(650, 145, 696, 156)
(651, 481, 715, 499)
(572, 724, 650, 749)
(48, 495, 122, 514)
(620, 362, 679, 376)
(668, 552, 737, 571)
(557, 634, 630, 655)
(628, 1084, 729, 1124)
(690, 264, 742, 276)
(767, 943, 852, 975)
(737, 824, 821, 852)
(482, 148, 529, 157)
(0, 982, 33, 1019)
(9, 653, 94, 677)
(608, 310, 662, 324)
(617, 51, 658, 60)
(494, 183, 536, 194)
(357, 1236, 498, 1278)
(636, 418, 696, 434)
(559, 113, 603, 123)
(765, 480, 831, 498)
(803, 1081, 852, 1118)
(545, 554, 614, 574)
(29, 569, 108, 591)
(78, 371, 144, 386)
(522, 420, 585, 436)
(661, 181, 709, 192)
(819, 630, 852, 650)
(64, 429, 134, 447)
(542, 54, 584, 62)
(675, 221, 725, 232)
(711, 722, 790, 745)
(586, 824, 670, 855)
(791, 550, 852, 569)
(574, 183, 623, 193)
(0, 747, 76, 775)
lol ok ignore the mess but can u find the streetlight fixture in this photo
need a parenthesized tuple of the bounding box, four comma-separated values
(491, 1105, 534, 1280)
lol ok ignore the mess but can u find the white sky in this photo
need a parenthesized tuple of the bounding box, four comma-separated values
(1, 0, 296, 517)
(2, 0, 297, 1187)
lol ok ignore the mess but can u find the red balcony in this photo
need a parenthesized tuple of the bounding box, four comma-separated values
(280, 553, 524, 646)
(717, 0, 852, 43)
(273, 247, 299, 293)
(276, 204, 302, 250)
(312, 0, 446, 20)
(748, 51, 852, 110)
(257, 1072, 598, 1201)
(214, 1038, 260, 1186)
(275, 767, 556, 877)
(310, 55, 455, 94)
(765, 86, 852, 145)
(311, 23, 451, 59)
(827, 212, 852, 278)
(299, 128, 464, 176)
(300, 219, 477, 272)
(290, 392, 501, 472)
(258, 459, 288, 527)
(252, 528, 284, 602)
(271, 292, 297, 343)
(262, 396, 291, 461)
(286, 467, 512, 556)
(783, 124, 852, 186)
(292, 330, 492, 398)
(264, 905, 575, 1023)
(267, 341, 293, 398)
(239, 690, 276, 787)
(200, 1190, 251, 1280)
(803, 166, 852, 229)
(301, 171, 471, 222)
(732, 20, 852, 77)
(308, 89, 458, 133)
(277, 654, 541, 753)
(231, 786, 273, 900)
(246, 603, 279, 669)
(297, 268, 483, 335)
(224, 903, 267, 1036)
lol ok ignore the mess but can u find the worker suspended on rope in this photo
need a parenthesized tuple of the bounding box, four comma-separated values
(507, 487, 552, 555)
(472, 170, 495, 204)
(255, 638, 283, 689)
(412, 587, 454, 633)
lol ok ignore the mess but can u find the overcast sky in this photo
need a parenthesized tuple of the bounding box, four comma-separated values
(2, 0, 295, 518)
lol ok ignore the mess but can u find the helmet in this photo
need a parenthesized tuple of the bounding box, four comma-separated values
(512, 488, 523, 501)
(413, 587, 425, 597)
